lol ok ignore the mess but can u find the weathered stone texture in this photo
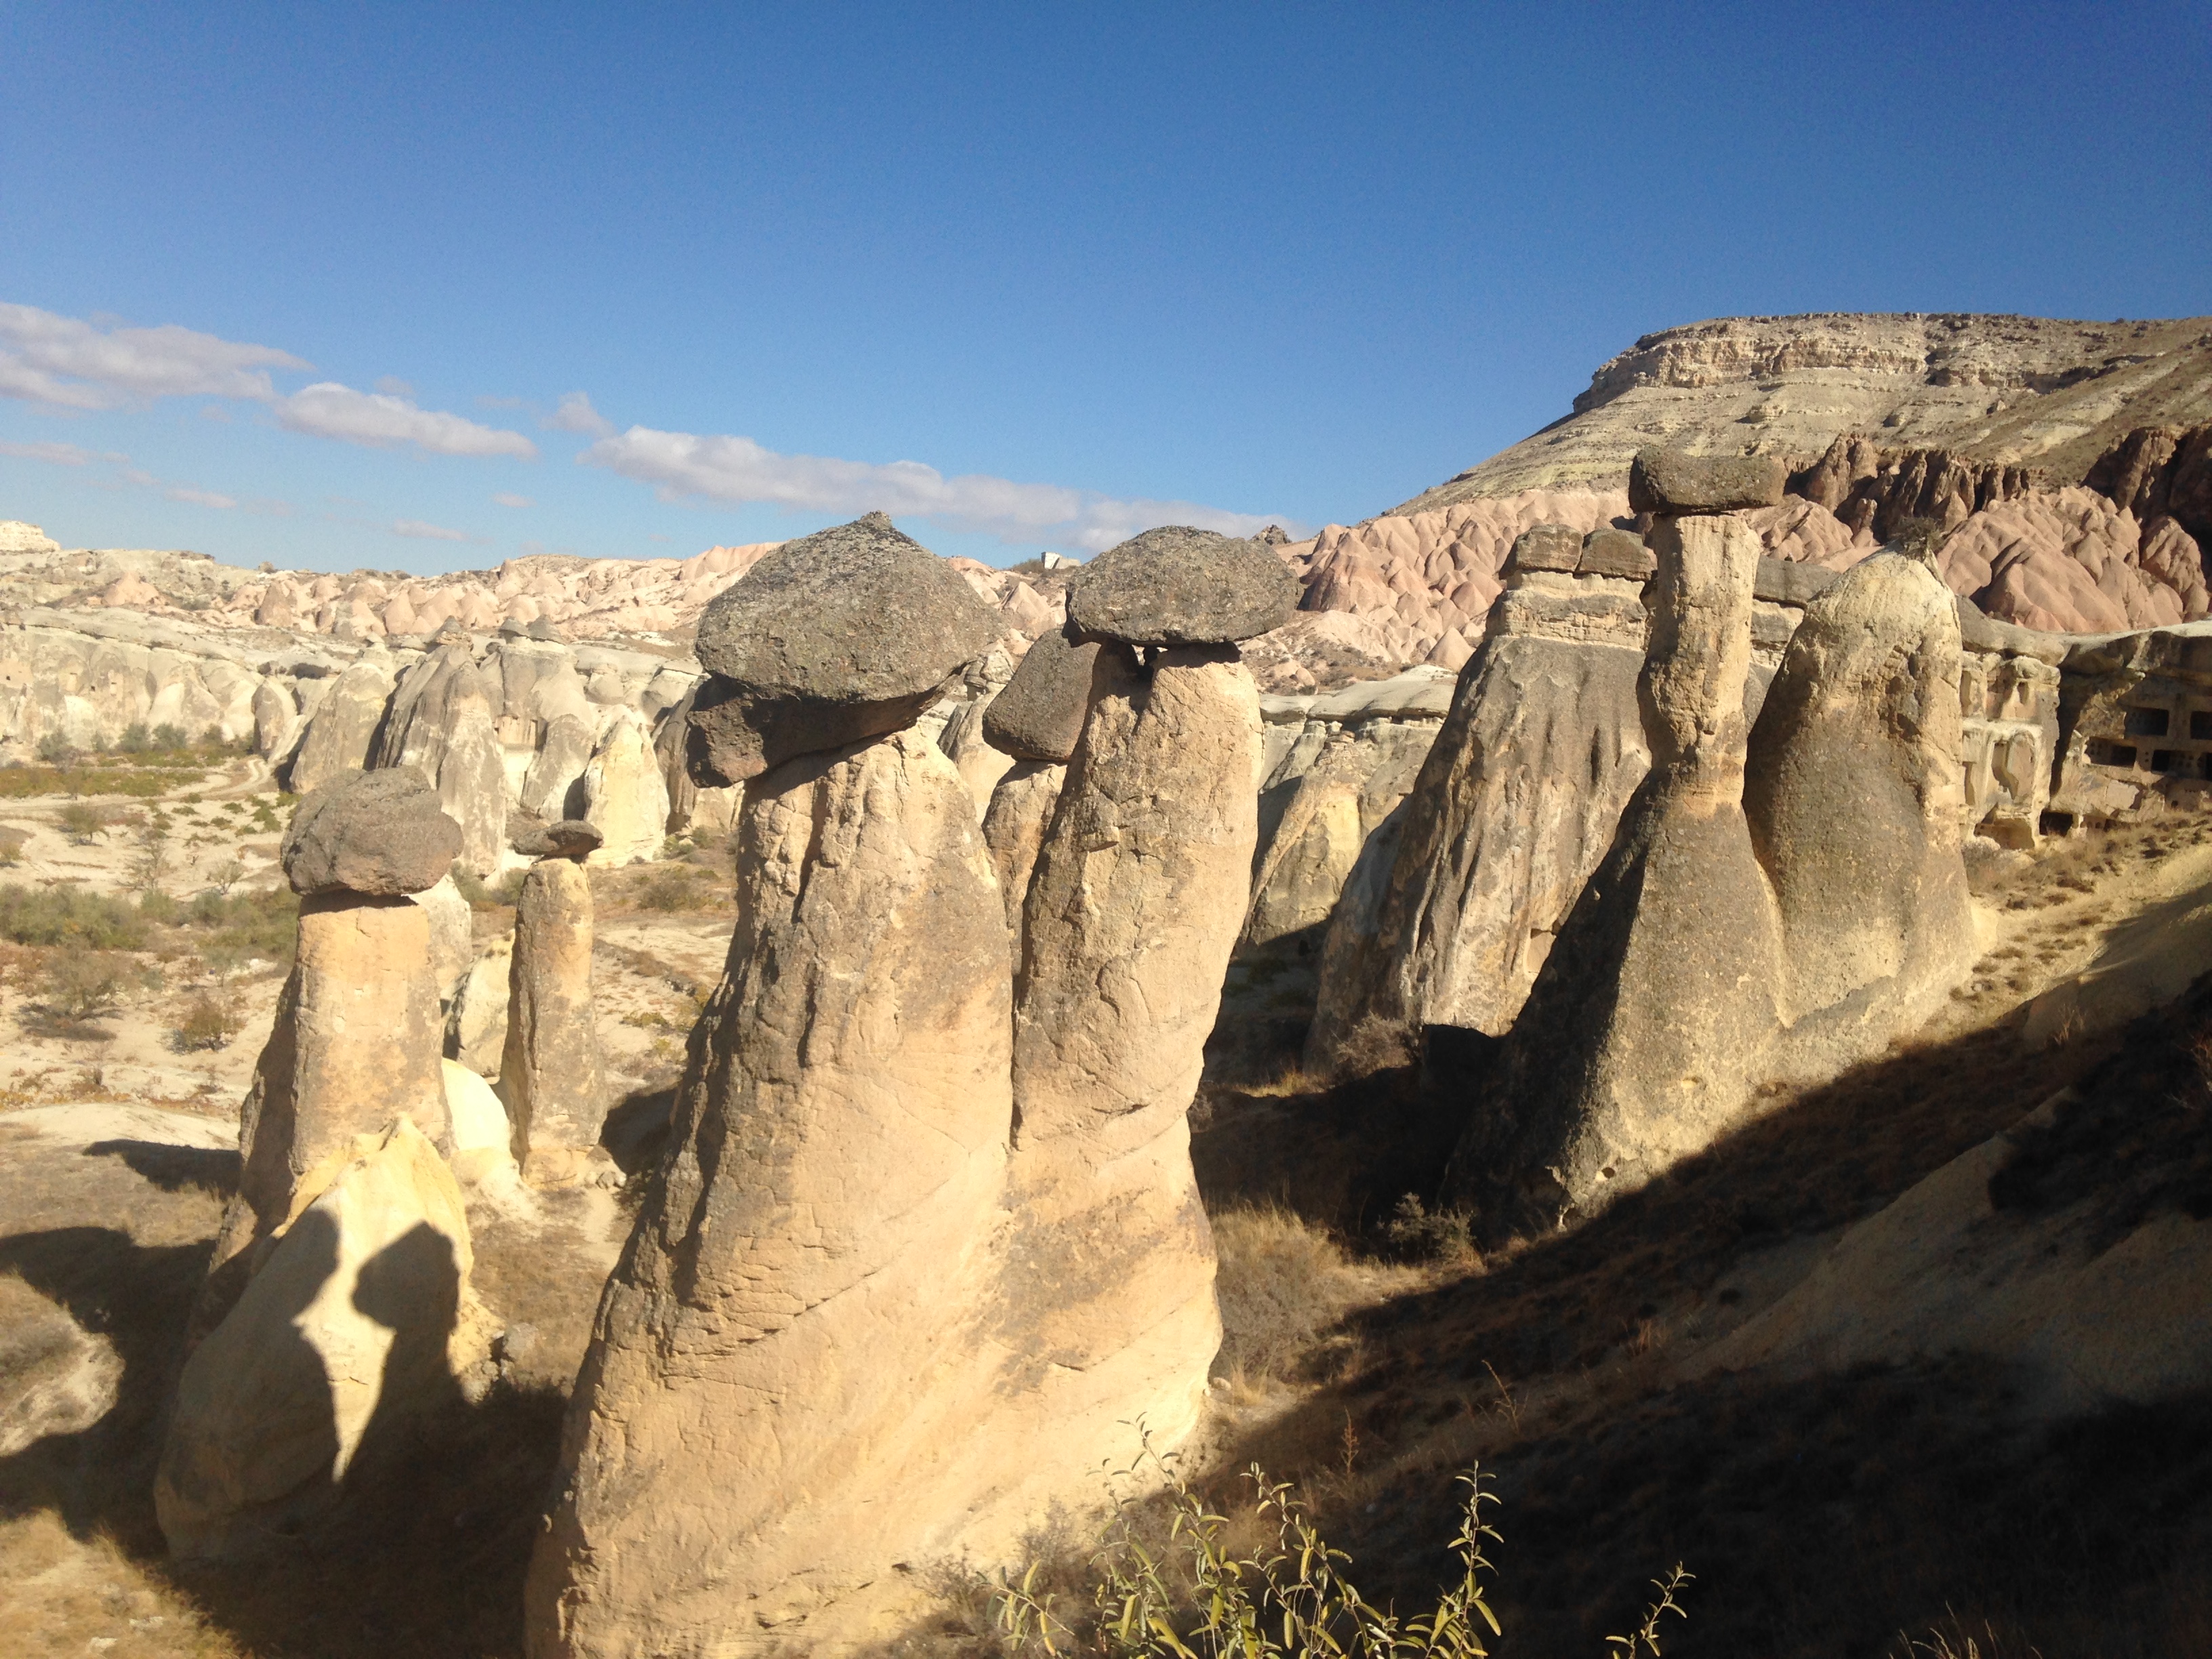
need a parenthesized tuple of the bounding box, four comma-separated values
(497, 858, 606, 1177)
(281, 768, 462, 897)
(1065, 526, 1300, 645)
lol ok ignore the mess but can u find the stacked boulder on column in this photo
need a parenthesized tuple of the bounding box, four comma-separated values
(498, 819, 609, 1182)
(527, 516, 1294, 1657)
(160, 768, 493, 1558)
(978, 626, 1099, 939)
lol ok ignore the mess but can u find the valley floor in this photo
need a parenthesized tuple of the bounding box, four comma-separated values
(3, 766, 2209, 1657)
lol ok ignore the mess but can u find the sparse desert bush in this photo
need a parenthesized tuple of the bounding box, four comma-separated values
(34, 732, 77, 765)
(1211, 1206, 1416, 1382)
(186, 885, 300, 970)
(0, 825, 26, 866)
(117, 720, 155, 754)
(174, 989, 246, 1050)
(634, 863, 722, 913)
(1381, 1193, 1479, 1266)
(153, 721, 189, 750)
(0, 884, 150, 949)
(37, 951, 127, 1024)
(57, 801, 112, 844)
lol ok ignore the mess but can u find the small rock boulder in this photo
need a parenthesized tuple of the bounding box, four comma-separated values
(281, 769, 462, 897)
(981, 630, 1101, 762)
(688, 512, 1002, 782)
(1064, 525, 1300, 645)
(1628, 448, 1786, 515)
(513, 818, 604, 859)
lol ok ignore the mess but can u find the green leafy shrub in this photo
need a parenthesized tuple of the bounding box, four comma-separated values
(184, 886, 300, 970)
(152, 722, 189, 750)
(35, 733, 77, 765)
(117, 722, 154, 754)
(0, 885, 150, 949)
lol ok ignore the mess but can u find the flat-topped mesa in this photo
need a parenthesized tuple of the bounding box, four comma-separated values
(687, 511, 1004, 783)
(498, 838, 607, 1184)
(194, 769, 463, 1338)
(531, 523, 1264, 1656)
(1064, 524, 1300, 645)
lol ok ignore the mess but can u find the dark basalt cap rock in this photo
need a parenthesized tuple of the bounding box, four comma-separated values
(981, 628, 1102, 762)
(1502, 523, 1583, 575)
(281, 767, 463, 897)
(1628, 448, 1786, 515)
(1578, 527, 1656, 580)
(687, 512, 1002, 783)
(1064, 525, 1300, 646)
(513, 817, 605, 859)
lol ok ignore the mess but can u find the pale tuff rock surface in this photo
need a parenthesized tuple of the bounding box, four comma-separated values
(369, 642, 510, 876)
(409, 874, 476, 1003)
(1406, 314, 2212, 507)
(0, 518, 60, 554)
(687, 512, 1003, 781)
(1065, 525, 1300, 644)
(281, 768, 464, 897)
(1012, 645, 1261, 1153)
(286, 655, 399, 794)
(530, 653, 1254, 1654)
(1305, 569, 1653, 1073)
(445, 935, 514, 1076)
(527, 729, 1016, 1656)
(981, 758, 1066, 943)
(497, 857, 606, 1178)
(158, 1120, 491, 1559)
(982, 626, 1100, 761)
(197, 893, 453, 1334)
(1936, 487, 2206, 632)
(1746, 554, 1974, 1081)
(577, 708, 669, 866)
(442, 1059, 518, 1186)
(1448, 512, 1787, 1229)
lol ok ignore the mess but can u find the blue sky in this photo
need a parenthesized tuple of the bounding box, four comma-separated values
(1, 2, 2206, 573)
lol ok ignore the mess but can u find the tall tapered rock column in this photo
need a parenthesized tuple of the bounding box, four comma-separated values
(195, 768, 464, 1336)
(163, 769, 489, 1561)
(498, 819, 607, 1183)
(1448, 455, 1790, 1231)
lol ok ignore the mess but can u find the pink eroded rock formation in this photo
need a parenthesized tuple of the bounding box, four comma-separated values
(1273, 489, 1631, 676)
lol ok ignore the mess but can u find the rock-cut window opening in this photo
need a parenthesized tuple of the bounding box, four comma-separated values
(2124, 705, 2172, 738)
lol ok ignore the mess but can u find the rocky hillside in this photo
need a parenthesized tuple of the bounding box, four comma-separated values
(1402, 312, 2212, 508)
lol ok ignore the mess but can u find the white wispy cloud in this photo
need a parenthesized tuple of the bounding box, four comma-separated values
(0, 301, 309, 408)
(580, 423, 1296, 552)
(276, 383, 538, 459)
(167, 486, 237, 509)
(394, 518, 472, 541)
(492, 491, 533, 508)
(546, 391, 615, 438)
(0, 438, 107, 466)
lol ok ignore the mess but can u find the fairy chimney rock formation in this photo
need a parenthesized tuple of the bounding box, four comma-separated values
(1745, 552, 1973, 1079)
(688, 511, 1004, 783)
(498, 846, 607, 1183)
(1446, 503, 1787, 1231)
(529, 520, 1263, 1657)
(196, 771, 459, 1336)
(1305, 523, 1654, 1074)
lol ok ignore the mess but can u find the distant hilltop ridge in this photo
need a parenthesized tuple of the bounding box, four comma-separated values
(1399, 312, 2212, 510)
